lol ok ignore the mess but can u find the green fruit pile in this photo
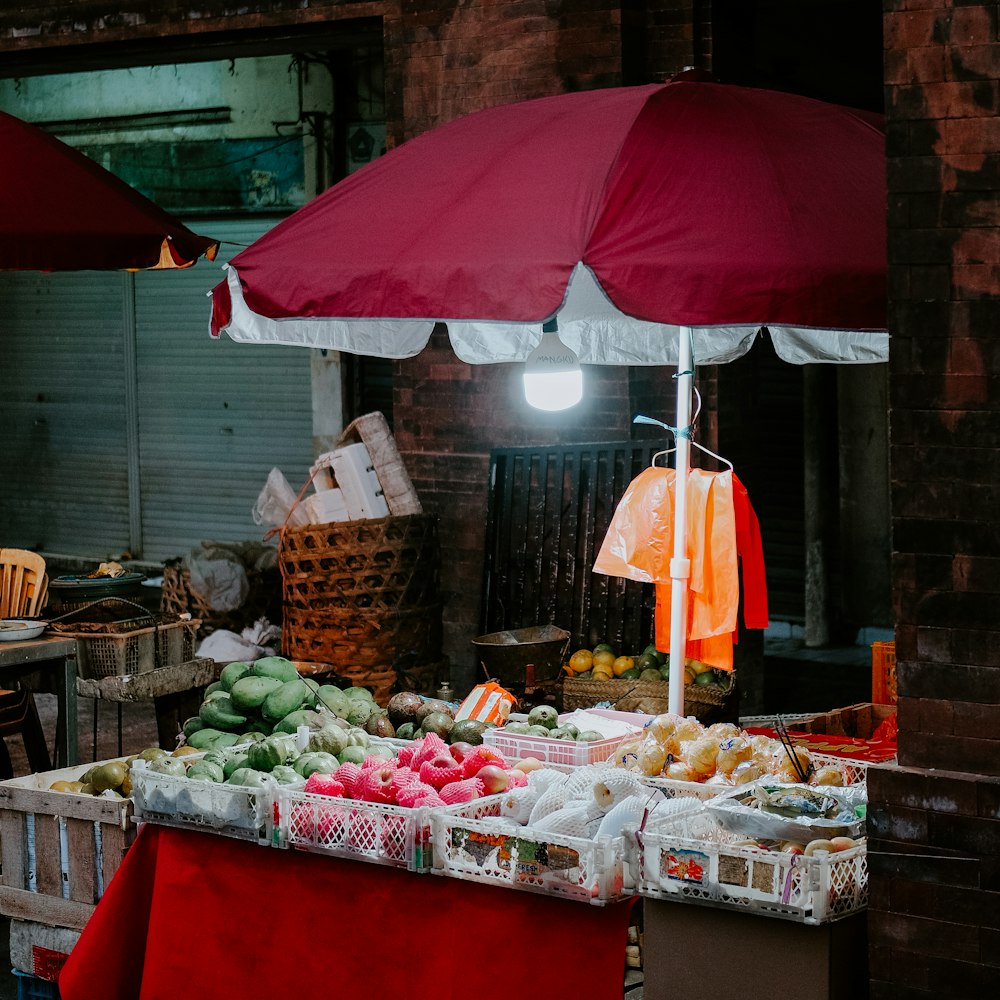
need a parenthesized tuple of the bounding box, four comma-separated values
(501, 704, 604, 742)
(183, 656, 394, 754)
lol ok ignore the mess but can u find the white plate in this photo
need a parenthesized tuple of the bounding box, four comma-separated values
(0, 619, 47, 641)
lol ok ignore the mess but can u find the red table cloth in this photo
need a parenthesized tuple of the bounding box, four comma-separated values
(60, 824, 635, 1000)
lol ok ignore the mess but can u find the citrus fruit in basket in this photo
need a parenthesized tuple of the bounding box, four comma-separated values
(593, 650, 616, 674)
(593, 642, 615, 655)
(612, 655, 635, 677)
(568, 649, 593, 673)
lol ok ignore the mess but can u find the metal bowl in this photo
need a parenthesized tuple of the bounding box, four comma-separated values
(0, 619, 47, 641)
(471, 624, 571, 689)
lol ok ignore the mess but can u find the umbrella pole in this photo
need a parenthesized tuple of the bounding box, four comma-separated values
(668, 328, 694, 716)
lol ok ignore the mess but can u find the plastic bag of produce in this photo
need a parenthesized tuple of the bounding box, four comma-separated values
(705, 780, 866, 843)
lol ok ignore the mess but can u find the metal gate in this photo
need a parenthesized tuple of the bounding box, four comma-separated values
(482, 442, 662, 653)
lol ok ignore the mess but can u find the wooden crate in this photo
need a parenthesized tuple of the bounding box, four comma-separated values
(786, 702, 896, 740)
(0, 758, 135, 930)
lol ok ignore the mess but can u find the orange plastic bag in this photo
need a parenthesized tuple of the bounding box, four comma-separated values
(595, 467, 739, 639)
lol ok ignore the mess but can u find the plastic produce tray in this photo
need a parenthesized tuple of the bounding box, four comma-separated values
(272, 789, 432, 871)
(483, 709, 645, 767)
(635, 803, 868, 924)
(430, 796, 633, 905)
(640, 750, 869, 802)
(129, 759, 289, 846)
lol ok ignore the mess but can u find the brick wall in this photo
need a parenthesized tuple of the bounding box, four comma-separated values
(872, 2, 1000, 995)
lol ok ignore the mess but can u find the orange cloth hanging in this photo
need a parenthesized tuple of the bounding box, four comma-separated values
(595, 466, 768, 672)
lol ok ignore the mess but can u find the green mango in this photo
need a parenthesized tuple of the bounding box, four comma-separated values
(219, 661, 252, 691)
(262, 679, 309, 722)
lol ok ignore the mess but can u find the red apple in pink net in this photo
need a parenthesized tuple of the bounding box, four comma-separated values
(419, 753, 465, 790)
(449, 741, 475, 763)
(476, 764, 511, 795)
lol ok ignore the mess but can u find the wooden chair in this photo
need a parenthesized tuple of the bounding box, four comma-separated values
(0, 547, 47, 619)
(0, 548, 53, 777)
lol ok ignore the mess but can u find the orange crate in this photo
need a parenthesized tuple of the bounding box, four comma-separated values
(871, 640, 897, 705)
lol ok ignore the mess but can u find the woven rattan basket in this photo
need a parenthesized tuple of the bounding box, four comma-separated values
(281, 602, 443, 670)
(279, 514, 440, 612)
(562, 671, 736, 721)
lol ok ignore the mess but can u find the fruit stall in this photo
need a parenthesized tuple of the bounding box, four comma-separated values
(0, 425, 894, 999)
(0, 641, 894, 1000)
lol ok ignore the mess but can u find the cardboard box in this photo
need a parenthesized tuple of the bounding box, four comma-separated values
(643, 898, 868, 1000)
(788, 702, 896, 740)
(9, 919, 80, 980)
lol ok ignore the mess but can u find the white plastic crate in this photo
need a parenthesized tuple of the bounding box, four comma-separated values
(129, 759, 296, 845)
(484, 709, 645, 767)
(332, 442, 389, 519)
(272, 788, 431, 871)
(635, 802, 868, 924)
(430, 795, 633, 905)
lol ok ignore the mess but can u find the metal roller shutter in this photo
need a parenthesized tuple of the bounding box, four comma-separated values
(0, 216, 317, 563)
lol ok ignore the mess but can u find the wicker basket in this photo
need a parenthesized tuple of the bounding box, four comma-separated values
(48, 599, 201, 680)
(281, 602, 442, 671)
(562, 672, 736, 721)
(160, 561, 281, 638)
(279, 514, 440, 612)
(53, 620, 200, 680)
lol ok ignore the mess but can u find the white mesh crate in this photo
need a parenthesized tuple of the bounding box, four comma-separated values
(273, 788, 432, 871)
(130, 761, 286, 845)
(429, 796, 632, 905)
(484, 708, 645, 767)
(636, 803, 868, 924)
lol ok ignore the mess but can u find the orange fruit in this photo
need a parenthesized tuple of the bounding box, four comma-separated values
(568, 649, 594, 674)
(592, 650, 616, 673)
(612, 655, 635, 677)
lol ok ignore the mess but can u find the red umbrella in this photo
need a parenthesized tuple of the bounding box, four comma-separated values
(0, 110, 219, 271)
(210, 76, 888, 715)
(211, 76, 886, 365)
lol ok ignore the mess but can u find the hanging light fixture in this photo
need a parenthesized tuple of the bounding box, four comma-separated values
(523, 318, 583, 411)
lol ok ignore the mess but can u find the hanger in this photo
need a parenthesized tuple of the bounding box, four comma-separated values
(635, 391, 734, 473)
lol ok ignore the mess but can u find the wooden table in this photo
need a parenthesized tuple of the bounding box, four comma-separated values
(0, 635, 78, 767)
(76, 656, 216, 753)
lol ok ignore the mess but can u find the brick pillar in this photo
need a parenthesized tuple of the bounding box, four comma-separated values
(870, 4, 1000, 996)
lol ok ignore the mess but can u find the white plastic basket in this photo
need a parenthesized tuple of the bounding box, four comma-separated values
(484, 709, 645, 767)
(272, 787, 432, 871)
(635, 803, 868, 924)
(130, 760, 290, 845)
(429, 796, 633, 905)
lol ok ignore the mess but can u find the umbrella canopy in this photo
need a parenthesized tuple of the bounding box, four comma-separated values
(212, 76, 887, 364)
(0, 110, 219, 271)
(209, 76, 888, 715)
